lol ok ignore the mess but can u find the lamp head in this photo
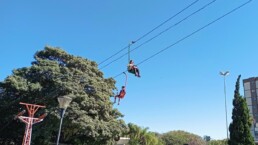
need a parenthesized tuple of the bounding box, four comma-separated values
(220, 71, 230, 76)
(58, 95, 72, 109)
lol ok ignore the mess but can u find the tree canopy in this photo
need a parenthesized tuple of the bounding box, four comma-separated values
(0, 46, 128, 145)
(228, 75, 254, 145)
(160, 130, 206, 145)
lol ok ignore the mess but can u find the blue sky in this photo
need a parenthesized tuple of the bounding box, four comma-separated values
(1, 0, 258, 140)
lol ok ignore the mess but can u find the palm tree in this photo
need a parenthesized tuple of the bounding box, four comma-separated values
(127, 123, 163, 145)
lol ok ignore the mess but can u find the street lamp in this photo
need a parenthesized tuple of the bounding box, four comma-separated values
(56, 95, 72, 145)
(219, 71, 230, 140)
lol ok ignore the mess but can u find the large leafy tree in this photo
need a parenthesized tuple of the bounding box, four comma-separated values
(228, 75, 254, 145)
(160, 130, 206, 145)
(0, 46, 128, 145)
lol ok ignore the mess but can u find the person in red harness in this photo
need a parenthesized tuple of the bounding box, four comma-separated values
(128, 60, 140, 77)
(114, 86, 126, 105)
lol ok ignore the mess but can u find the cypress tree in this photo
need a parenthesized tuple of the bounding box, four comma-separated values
(228, 75, 255, 145)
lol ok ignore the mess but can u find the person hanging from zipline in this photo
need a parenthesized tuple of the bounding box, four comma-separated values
(127, 60, 140, 77)
(114, 86, 126, 105)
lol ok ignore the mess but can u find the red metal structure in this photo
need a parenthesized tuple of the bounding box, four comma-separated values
(18, 102, 46, 145)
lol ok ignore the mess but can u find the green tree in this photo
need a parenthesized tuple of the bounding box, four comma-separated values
(0, 46, 128, 145)
(228, 75, 255, 145)
(127, 123, 164, 145)
(160, 130, 206, 145)
(207, 139, 227, 145)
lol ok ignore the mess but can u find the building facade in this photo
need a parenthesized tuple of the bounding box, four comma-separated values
(116, 137, 130, 145)
(243, 77, 258, 141)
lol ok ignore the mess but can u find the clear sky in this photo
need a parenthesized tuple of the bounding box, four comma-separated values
(1, 0, 258, 140)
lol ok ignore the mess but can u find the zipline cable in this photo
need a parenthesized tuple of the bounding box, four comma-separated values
(133, 0, 199, 43)
(113, 0, 253, 78)
(100, 0, 217, 70)
(98, 0, 199, 66)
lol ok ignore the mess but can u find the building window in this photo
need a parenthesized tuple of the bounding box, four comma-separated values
(245, 90, 252, 98)
(246, 97, 252, 105)
(255, 131, 258, 137)
(244, 82, 251, 90)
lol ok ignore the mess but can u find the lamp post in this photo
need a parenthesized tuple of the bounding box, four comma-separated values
(56, 95, 72, 145)
(219, 71, 230, 140)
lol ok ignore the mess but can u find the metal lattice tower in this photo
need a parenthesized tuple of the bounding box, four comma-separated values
(18, 102, 46, 145)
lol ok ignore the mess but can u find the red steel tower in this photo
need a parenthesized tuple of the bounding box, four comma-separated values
(18, 102, 46, 145)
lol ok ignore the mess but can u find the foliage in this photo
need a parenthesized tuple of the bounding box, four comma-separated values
(127, 123, 164, 145)
(228, 75, 255, 145)
(0, 46, 128, 145)
(207, 139, 227, 145)
(160, 130, 206, 145)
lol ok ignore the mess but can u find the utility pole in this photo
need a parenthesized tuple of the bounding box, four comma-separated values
(18, 102, 47, 145)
